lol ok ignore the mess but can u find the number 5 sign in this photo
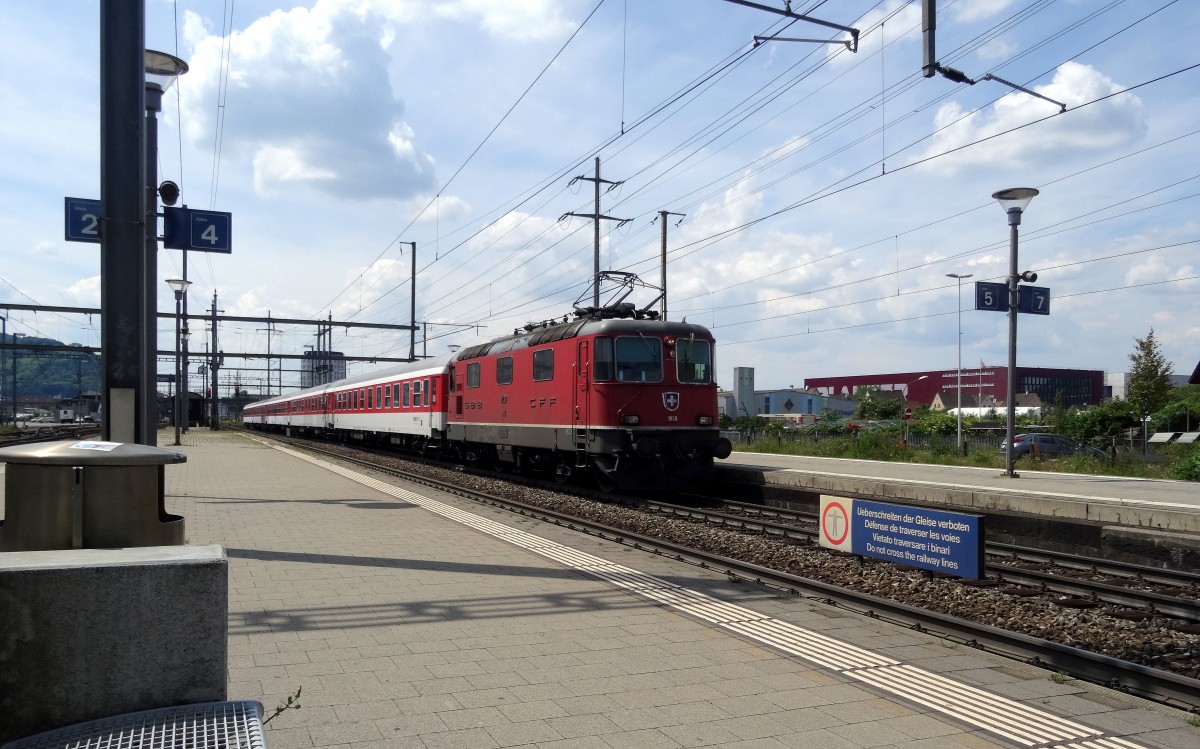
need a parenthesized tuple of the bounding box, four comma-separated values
(164, 206, 233, 253)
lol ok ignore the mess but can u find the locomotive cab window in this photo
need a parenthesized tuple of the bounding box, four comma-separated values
(467, 362, 481, 388)
(532, 349, 553, 382)
(615, 336, 662, 383)
(496, 356, 513, 385)
(676, 338, 712, 384)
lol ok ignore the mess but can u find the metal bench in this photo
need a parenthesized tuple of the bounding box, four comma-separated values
(2, 701, 265, 749)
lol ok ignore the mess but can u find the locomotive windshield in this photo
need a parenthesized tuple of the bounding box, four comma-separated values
(676, 338, 712, 384)
(593, 335, 664, 383)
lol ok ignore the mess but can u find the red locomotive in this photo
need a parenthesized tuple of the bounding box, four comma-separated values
(244, 301, 732, 492)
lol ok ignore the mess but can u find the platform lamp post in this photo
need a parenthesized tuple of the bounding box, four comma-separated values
(166, 278, 190, 445)
(946, 273, 973, 454)
(902, 375, 928, 446)
(992, 187, 1039, 478)
(145, 50, 188, 443)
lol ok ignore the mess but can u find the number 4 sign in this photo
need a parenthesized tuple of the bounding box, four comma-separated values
(163, 206, 233, 253)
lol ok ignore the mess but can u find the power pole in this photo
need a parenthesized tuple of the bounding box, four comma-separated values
(397, 242, 416, 362)
(258, 314, 275, 396)
(210, 292, 221, 429)
(564, 157, 628, 307)
(657, 211, 686, 320)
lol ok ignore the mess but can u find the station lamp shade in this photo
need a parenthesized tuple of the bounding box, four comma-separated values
(165, 278, 191, 295)
(158, 180, 180, 206)
(145, 50, 189, 91)
(991, 187, 1039, 213)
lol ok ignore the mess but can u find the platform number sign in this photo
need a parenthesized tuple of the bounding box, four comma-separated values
(975, 281, 1050, 315)
(164, 206, 233, 253)
(64, 197, 102, 243)
(974, 281, 1007, 312)
(1018, 286, 1050, 315)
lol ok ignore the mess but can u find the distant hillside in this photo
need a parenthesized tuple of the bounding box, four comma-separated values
(1, 334, 101, 399)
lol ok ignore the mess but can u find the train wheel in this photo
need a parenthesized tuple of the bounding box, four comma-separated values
(594, 469, 616, 494)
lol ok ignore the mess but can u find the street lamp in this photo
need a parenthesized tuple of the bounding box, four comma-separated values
(992, 187, 1039, 478)
(166, 278, 191, 445)
(902, 375, 928, 446)
(946, 273, 973, 454)
(145, 50, 188, 443)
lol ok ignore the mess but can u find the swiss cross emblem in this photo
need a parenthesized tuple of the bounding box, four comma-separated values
(663, 392, 680, 411)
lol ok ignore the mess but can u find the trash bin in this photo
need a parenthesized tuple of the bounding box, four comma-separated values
(0, 440, 186, 551)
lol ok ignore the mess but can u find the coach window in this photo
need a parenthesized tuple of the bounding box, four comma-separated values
(592, 337, 613, 381)
(467, 361, 481, 388)
(423, 378, 431, 406)
(360, 388, 366, 409)
(376, 386, 383, 409)
(496, 356, 513, 385)
(615, 337, 662, 382)
(533, 349, 554, 382)
(384, 384, 392, 408)
(413, 379, 423, 407)
(676, 338, 712, 384)
(430, 378, 437, 405)
(403, 382, 411, 408)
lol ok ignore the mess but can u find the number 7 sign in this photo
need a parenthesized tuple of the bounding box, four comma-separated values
(1018, 286, 1050, 315)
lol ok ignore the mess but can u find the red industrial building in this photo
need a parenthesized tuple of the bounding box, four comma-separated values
(804, 365, 1104, 409)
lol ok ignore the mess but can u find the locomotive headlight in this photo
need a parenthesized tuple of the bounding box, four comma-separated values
(622, 414, 640, 425)
(697, 415, 713, 426)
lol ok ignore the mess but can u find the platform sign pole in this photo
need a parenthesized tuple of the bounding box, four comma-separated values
(99, 0, 147, 444)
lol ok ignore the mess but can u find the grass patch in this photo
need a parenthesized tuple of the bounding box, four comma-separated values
(736, 434, 1188, 480)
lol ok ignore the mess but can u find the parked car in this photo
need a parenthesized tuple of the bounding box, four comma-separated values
(999, 433, 1106, 460)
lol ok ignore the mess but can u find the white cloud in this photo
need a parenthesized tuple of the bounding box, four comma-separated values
(252, 144, 338, 193)
(910, 63, 1146, 176)
(951, 0, 1016, 24)
(63, 276, 100, 307)
(180, 3, 437, 202)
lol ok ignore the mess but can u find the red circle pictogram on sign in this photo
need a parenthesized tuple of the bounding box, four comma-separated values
(821, 501, 850, 546)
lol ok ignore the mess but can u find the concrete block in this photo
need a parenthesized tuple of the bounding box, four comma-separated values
(0, 545, 228, 744)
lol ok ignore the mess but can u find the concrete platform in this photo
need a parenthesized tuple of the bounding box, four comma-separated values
(4, 430, 1197, 749)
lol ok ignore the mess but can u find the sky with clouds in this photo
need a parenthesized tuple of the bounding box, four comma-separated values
(2, 0, 1197, 393)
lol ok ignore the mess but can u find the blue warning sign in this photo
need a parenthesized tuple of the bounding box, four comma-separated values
(819, 497, 984, 579)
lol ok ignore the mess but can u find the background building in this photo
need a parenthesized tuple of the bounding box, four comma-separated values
(1104, 372, 1191, 401)
(805, 366, 1104, 409)
(721, 368, 854, 419)
(299, 350, 347, 389)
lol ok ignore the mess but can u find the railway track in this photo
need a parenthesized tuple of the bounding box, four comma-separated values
(242, 430, 1200, 711)
(646, 499, 1200, 621)
(0, 425, 102, 448)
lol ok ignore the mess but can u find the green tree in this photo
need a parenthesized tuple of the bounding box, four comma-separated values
(1068, 398, 1139, 442)
(853, 387, 902, 419)
(1155, 385, 1200, 432)
(1127, 329, 1173, 424)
